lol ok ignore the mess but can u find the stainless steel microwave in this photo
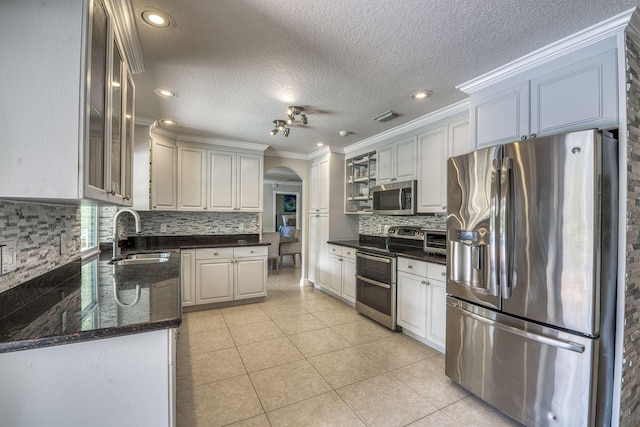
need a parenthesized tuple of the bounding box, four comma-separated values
(371, 180, 417, 215)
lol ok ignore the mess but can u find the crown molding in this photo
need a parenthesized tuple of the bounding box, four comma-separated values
(177, 134, 269, 152)
(149, 121, 177, 139)
(106, 0, 145, 74)
(135, 116, 155, 126)
(308, 146, 331, 160)
(457, 7, 637, 94)
(264, 150, 311, 160)
(343, 99, 469, 155)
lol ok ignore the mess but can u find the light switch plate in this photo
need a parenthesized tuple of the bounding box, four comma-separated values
(0, 240, 18, 275)
(238, 223, 245, 231)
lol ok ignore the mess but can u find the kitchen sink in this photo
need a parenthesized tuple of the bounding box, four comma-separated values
(111, 252, 170, 266)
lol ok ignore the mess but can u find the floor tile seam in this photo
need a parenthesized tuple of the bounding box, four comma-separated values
(263, 390, 362, 423)
(243, 352, 306, 375)
(437, 394, 476, 416)
(176, 344, 243, 363)
(331, 387, 373, 427)
(241, 366, 269, 419)
(386, 368, 448, 410)
(175, 370, 249, 392)
(178, 341, 237, 358)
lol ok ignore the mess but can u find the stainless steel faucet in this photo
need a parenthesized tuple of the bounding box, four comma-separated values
(112, 208, 142, 259)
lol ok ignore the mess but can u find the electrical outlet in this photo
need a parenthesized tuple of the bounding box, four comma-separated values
(238, 223, 245, 231)
(0, 240, 18, 275)
(377, 225, 382, 233)
(383, 225, 390, 234)
(160, 223, 168, 232)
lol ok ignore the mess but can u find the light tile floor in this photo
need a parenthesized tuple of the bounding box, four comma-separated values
(176, 261, 524, 427)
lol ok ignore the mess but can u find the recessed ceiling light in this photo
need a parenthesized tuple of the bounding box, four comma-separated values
(141, 9, 174, 29)
(411, 90, 432, 100)
(339, 131, 351, 137)
(160, 119, 177, 126)
(316, 142, 325, 147)
(111, 81, 121, 88)
(154, 88, 178, 98)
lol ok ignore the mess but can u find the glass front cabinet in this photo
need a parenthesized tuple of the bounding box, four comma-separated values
(345, 151, 377, 214)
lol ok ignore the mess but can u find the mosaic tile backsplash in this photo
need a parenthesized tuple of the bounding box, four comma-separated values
(359, 213, 445, 236)
(0, 201, 80, 294)
(100, 207, 261, 243)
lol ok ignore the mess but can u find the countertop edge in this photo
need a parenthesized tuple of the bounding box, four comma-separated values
(327, 240, 447, 265)
(0, 317, 182, 354)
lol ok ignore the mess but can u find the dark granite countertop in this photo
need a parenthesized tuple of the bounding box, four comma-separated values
(328, 238, 447, 265)
(0, 234, 272, 354)
(0, 249, 181, 354)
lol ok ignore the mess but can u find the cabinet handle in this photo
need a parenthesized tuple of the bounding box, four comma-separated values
(408, 265, 413, 269)
(530, 133, 537, 139)
(521, 135, 528, 140)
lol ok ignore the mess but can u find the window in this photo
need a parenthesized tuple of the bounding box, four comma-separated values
(81, 204, 99, 257)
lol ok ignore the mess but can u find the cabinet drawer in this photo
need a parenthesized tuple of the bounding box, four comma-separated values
(328, 244, 343, 256)
(195, 247, 234, 260)
(341, 247, 356, 260)
(398, 257, 427, 277)
(427, 262, 446, 280)
(234, 246, 267, 258)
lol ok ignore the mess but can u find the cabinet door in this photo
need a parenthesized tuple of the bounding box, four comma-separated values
(448, 118, 470, 158)
(426, 279, 446, 350)
(234, 257, 267, 299)
(417, 126, 448, 213)
(530, 49, 617, 137)
(376, 145, 395, 184)
(308, 214, 319, 283)
(317, 158, 330, 212)
(151, 139, 177, 210)
(180, 250, 196, 306)
(394, 136, 417, 182)
(208, 151, 236, 211)
(109, 39, 125, 200)
(342, 259, 356, 304)
(178, 147, 207, 211)
(237, 153, 263, 211)
(316, 215, 331, 288)
(122, 72, 135, 204)
(196, 259, 233, 303)
(397, 271, 427, 338)
(328, 255, 343, 296)
(471, 81, 530, 148)
(309, 163, 320, 213)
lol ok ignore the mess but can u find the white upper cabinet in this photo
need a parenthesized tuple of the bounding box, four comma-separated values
(470, 47, 617, 148)
(309, 158, 329, 213)
(417, 118, 469, 213)
(208, 151, 263, 212)
(0, 0, 138, 205)
(178, 147, 207, 211)
(236, 153, 263, 211)
(151, 137, 178, 210)
(376, 137, 417, 184)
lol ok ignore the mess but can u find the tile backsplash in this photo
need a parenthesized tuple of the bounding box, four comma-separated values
(0, 201, 80, 293)
(100, 207, 261, 243)
(359, 214, 445, 236)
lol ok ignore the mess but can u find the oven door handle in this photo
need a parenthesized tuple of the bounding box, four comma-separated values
(356, 274, 391, 289)
(356, 253, 392, 263)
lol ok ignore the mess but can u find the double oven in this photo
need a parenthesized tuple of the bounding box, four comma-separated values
(355, 226, 444, 330)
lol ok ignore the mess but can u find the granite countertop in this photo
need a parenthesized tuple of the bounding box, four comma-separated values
(0, 235, 269, 354)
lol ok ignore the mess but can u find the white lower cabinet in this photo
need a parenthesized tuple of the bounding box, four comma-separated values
(397, 257, 446, 352)
(327, 244, 356, 304)
(181, 246, 267, 306)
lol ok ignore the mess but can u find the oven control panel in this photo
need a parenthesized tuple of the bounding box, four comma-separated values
(387, 227, 425, 241)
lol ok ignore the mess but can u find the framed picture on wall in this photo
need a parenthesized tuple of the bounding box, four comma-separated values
(284, 194, 297, 212)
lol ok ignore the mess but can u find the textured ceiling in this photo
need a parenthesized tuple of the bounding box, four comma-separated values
(131, 0, 639, 154)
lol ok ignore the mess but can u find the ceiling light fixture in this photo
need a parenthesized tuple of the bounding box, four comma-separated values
(316, 142, 325, 147)
(160, 119, 177, 125)
(411, 90, 432, 100)
(373, 110, 398, 122)
(339, 131, 351, 137)
(141, 9, 175, 29)
(269, 120, 290, 137)
(154, 88, 178, 98)
(286, 106, 308, 125)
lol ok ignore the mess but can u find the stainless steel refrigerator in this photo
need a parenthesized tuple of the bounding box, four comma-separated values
(445, 129, 618, 427)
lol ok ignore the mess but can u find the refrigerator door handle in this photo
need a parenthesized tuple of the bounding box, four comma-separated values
(500, 157, 513, 299)
(448, 302, 585, 353)
(489, 158, 500, 297)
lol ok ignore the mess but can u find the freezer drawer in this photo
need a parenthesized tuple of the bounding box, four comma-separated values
(445, 297, 598, 427)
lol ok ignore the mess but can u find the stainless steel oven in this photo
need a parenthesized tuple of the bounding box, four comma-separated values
(355, 250, 397, 330)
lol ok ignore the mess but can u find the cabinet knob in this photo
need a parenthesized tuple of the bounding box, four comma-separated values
(250, 250, 255, 253)
(108, 190, 116, 195)
(530, 133, 537, 139)
(521, 135, 528, 140)
(441, 206, 446, 210)
(441, 272, 446, 276)
(153, 205, 158, 208)
(203, 207, 207, 210)
(421, 280, 427, 285)
(347, 251, 351, 255)
(408, 265, 413, 269)
(214, 252, 219, 256)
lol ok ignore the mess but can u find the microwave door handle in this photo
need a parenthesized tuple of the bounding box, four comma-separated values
(489, 158, 500, 297)
(500, 157, 513, 299)
(398, 188, 404, 210)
